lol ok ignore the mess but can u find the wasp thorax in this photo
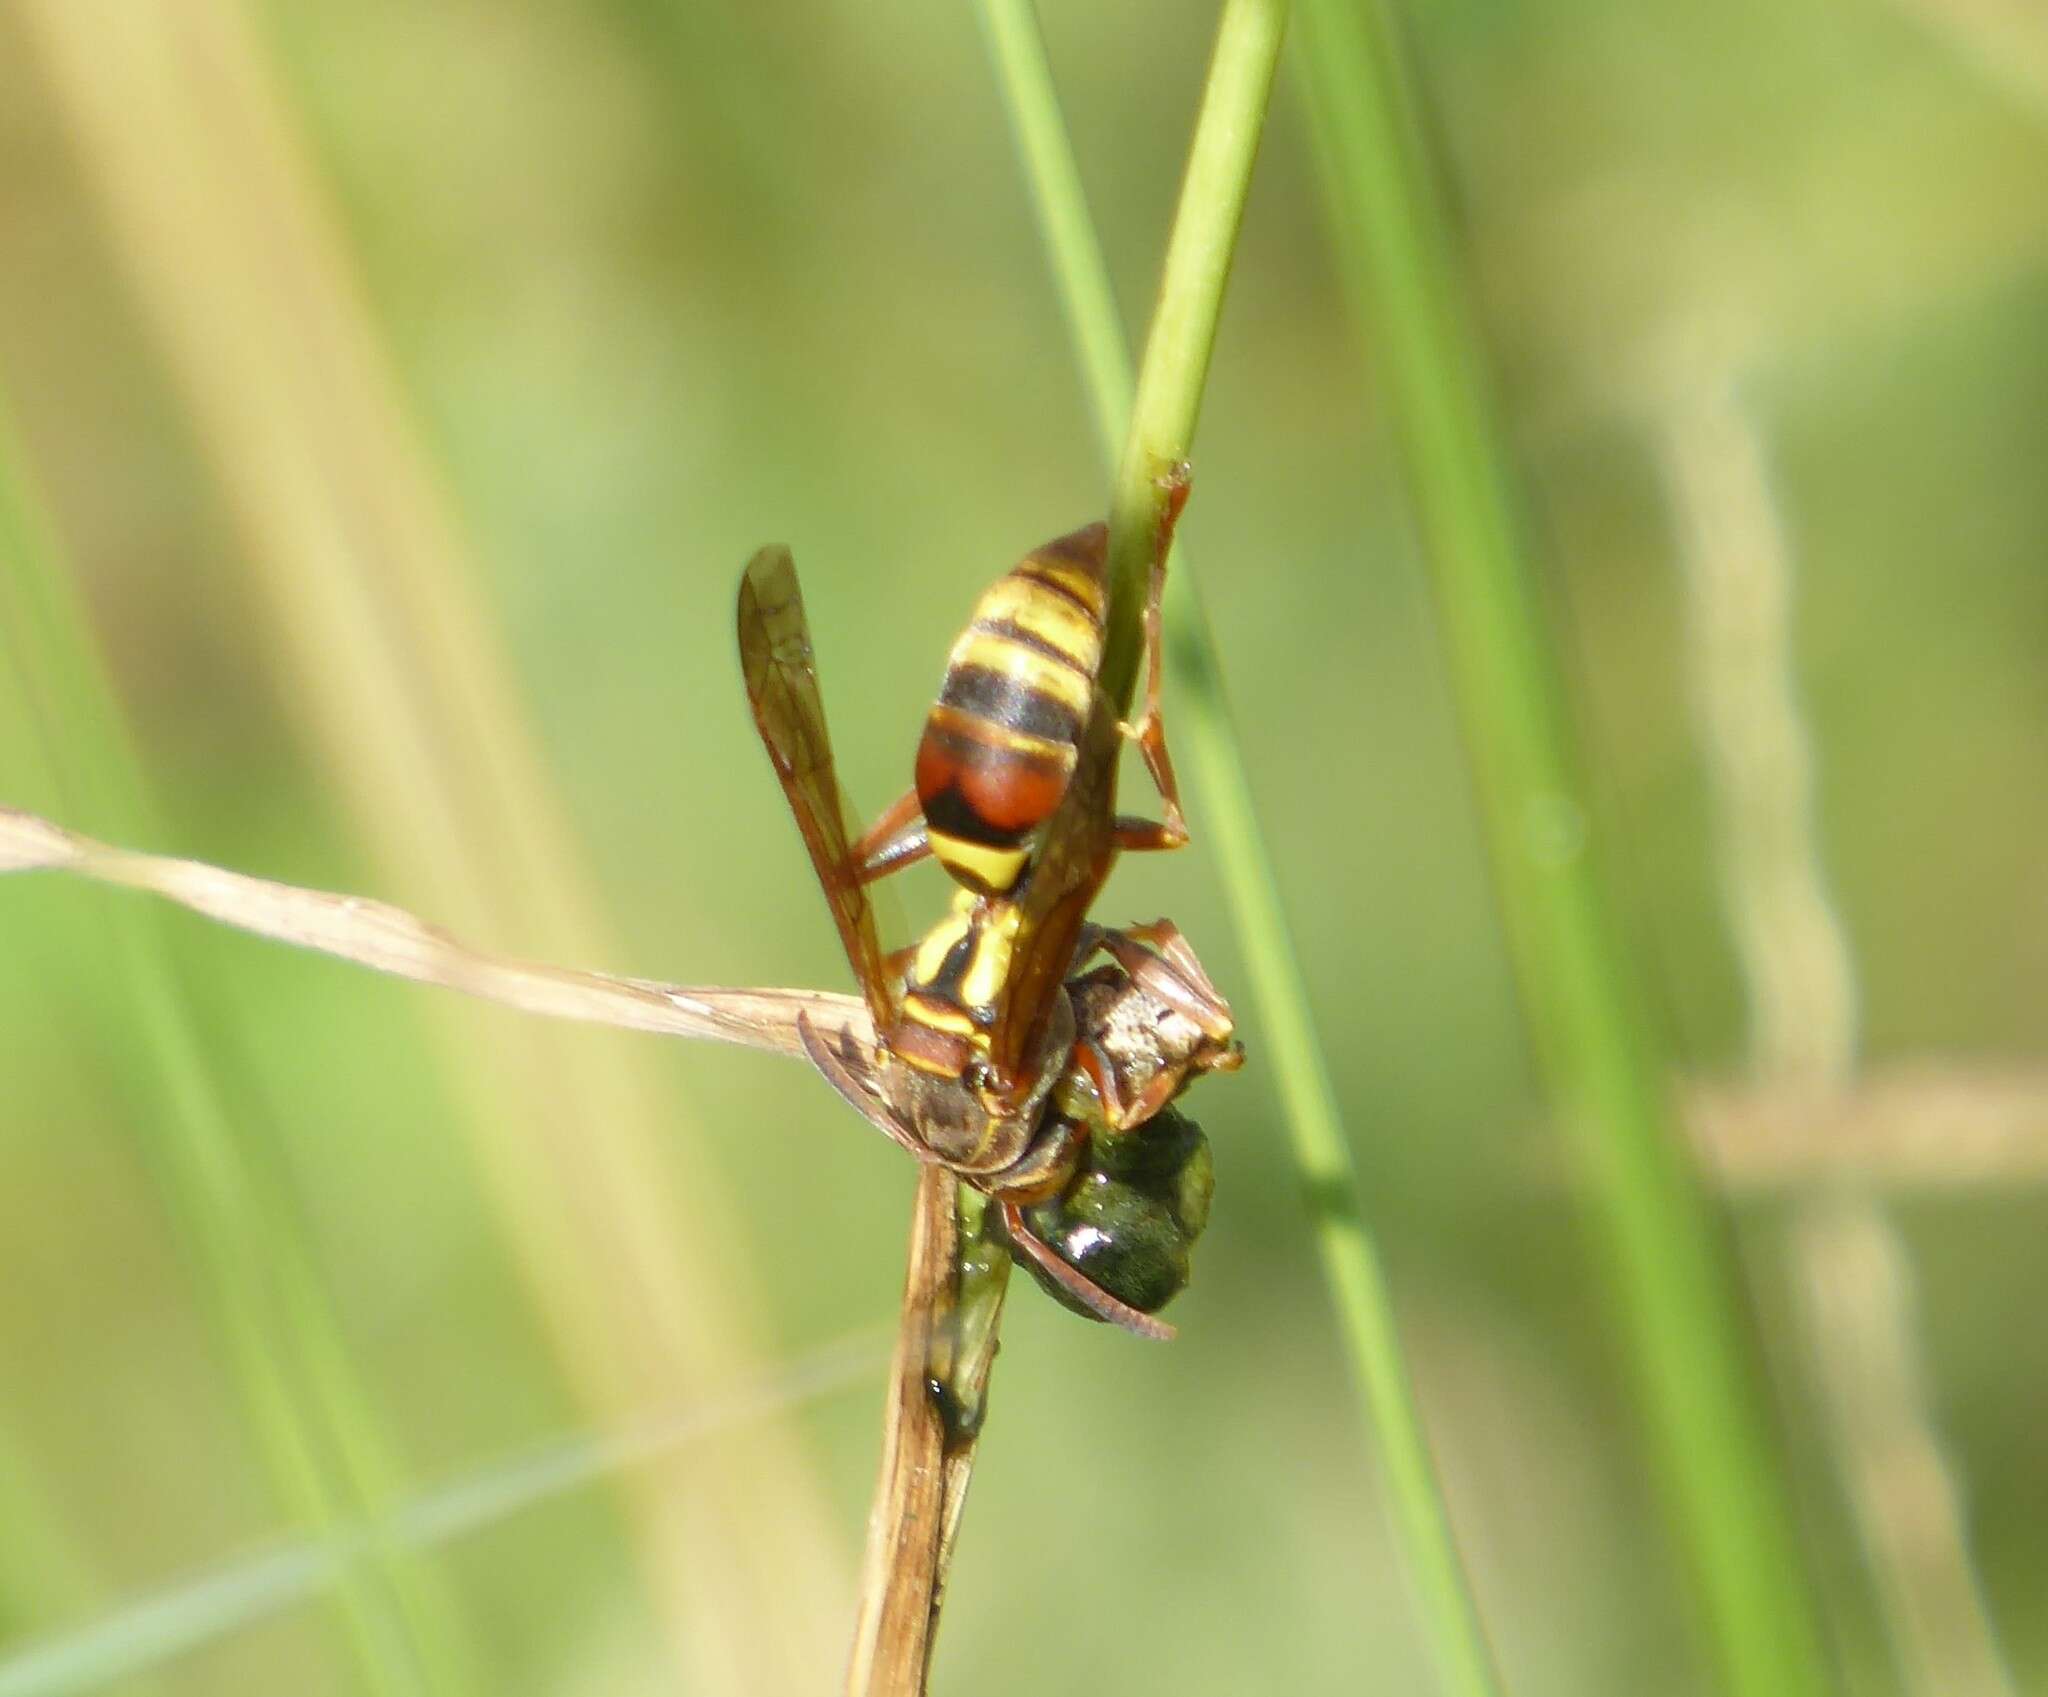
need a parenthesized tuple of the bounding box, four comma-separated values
(900, 888, 1021, 1027)
(881, 991, 1075, 1176)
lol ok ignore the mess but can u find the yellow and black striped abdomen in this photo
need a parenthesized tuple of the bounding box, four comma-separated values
(914, 524, 1108, 896)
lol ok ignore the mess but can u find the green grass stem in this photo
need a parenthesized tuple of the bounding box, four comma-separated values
(0, 416, 478, 1697)
(978, 5, 1503, 1696)
(1094, 0, 1290, 717)
(1291, 5, 1834, 1694)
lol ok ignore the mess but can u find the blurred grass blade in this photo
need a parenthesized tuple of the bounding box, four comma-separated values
(0, 1434, 163, 1697)
(0, 1332, 885, 1697)
(1792, 1207, 2018, 1697)
(1292, 3, 1833, 1694)
(1659, 365, 2016, 1696)
(11, 3, 846, 1683)
(1656, 372, 1859, 1086)
(0, 414, 474, 1696)
(977, 5, 1503, 1696)
(1689, 1067, 2048, 1190)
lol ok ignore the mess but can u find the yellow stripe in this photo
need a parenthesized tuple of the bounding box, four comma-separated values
(928, 831, 1029, 892)
(912, 906, 973, 983)
(958, 903, 1022, 1012)
(953, 632, 1094, 717)
(900, 993, 976, 1039)
(1022, 556, 1105, 615)
(927, 702, 1076, 769)
(975, 578, 1102, 671)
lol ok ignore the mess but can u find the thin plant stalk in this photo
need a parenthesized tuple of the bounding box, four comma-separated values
(1292, 4, 1833, 1694)
(977, 5, 1502, 1697)
(844, 1175, 1004, 1697)
(851, 5, 1287, 1688)
(1099, 0, 1291, 713)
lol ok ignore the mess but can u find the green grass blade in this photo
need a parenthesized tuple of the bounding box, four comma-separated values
(1291, 4, 1835, 1693)
(0, 414, 478, 1697)
(976, 6, 1504, 1696)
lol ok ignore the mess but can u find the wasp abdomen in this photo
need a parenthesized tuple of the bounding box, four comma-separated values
(915, 523, 1109, 896)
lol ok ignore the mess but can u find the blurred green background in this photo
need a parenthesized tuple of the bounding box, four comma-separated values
(1, 1, 2044, 1693)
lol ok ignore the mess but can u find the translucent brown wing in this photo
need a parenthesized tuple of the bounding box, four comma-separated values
(983, 690, 1121, 1092)
(738, 546, 895, 1032)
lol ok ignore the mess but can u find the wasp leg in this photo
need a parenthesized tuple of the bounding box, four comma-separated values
(795, 1011, 936, 1163)
(1109, 810, 1184, 854)
(1114, 463, 1195, 852)
(1089, 919, 1236, 1042)
(1070, 1037, 1137, 1130)
(1114, 675, 1186, 850)
(999, 1200, 1175, 1341)
(851, 786, 931, 883)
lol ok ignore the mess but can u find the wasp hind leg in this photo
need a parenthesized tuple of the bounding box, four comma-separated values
(1114, 461, 1194, 854)
(851, 786, 931, 883)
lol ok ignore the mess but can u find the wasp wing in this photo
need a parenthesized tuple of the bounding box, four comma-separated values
(738, 546, 895, 1033)
(983, 690, 1121, 1092)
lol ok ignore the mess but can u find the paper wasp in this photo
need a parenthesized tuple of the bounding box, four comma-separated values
(736, 502, 1239, 1337)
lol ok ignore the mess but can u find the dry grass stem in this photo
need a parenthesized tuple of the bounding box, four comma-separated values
(844, 1171, 993, 1697)
(1687, 1070, 2048, 1191)
(0, 806, 872, 1061)
(22, 794, 2048, 1201)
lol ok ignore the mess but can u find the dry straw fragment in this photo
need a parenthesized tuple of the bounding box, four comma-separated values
(0, 806, 873, 1061)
